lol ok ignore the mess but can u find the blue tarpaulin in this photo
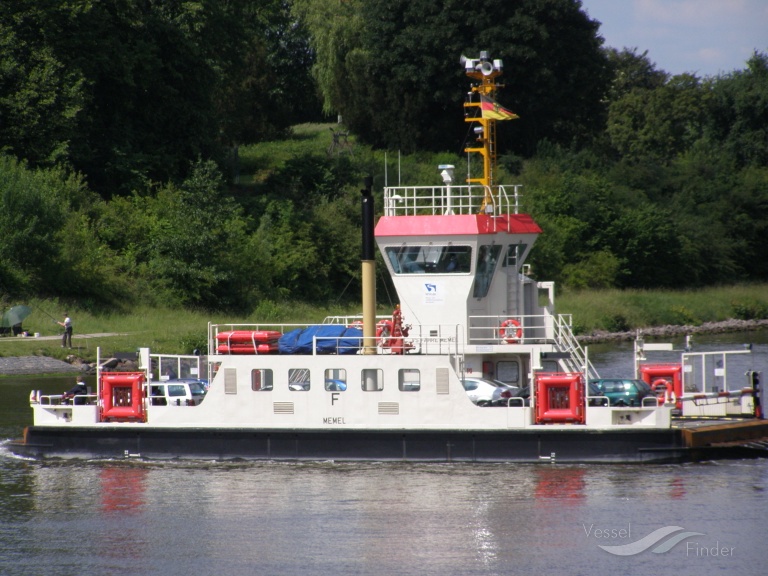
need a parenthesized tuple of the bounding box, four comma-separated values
(278, 325, 363, 355)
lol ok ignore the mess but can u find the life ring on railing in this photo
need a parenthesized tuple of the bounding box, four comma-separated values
(348, 320, 363, 329)
(651, 379, 672, 404)
(376, 320, 393, 347)
(500, 318, 523, 344)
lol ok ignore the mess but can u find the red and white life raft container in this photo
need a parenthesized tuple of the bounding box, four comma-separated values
(216, 330, 282, 354)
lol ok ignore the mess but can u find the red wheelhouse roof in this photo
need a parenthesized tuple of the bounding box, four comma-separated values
(375, 213, 542, 237)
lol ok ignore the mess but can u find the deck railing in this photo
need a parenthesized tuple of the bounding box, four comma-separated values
(383, 184, 521, 217)
(550, 314, 599, 380)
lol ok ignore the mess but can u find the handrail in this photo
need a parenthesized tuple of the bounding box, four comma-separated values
(37, 393, 98, 406)
(383, 184, 520, 217)
(552, 315, 600, 380)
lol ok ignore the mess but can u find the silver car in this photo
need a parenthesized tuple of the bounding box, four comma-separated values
(462, 377, 517, 406)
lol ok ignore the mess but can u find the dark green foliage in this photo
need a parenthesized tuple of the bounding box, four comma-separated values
(607, 73, 709, 164)
(0, 155, 124, 301)
(0, 156, 66, 294)
(0, 3, 85, 167)
(731, 300, 768, 320)
(1, 1, 767, 312)
(304, 0, 610, 155)
(601, 314, 630, 333)
(0, 0, 320, 197)
(178, 330, 209, 355)
(705, 52, 768, 169)
(143, 160, 256, 309)
(249, 154, 363, 302)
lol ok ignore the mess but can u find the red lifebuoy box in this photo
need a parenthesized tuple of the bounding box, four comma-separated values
(99, 372, 146, 422)
(640, 363, 682, 409)
(535, 372, 585, 424)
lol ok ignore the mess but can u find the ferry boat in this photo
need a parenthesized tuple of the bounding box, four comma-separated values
(9, 52, 767, 463)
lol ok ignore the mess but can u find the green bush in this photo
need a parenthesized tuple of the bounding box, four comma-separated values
(731, 300, 768, 320)
(601, 314, 630, 332)
(668, 306, 699, 326)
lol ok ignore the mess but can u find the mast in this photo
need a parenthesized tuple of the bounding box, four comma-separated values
(460, 51, 518, 212)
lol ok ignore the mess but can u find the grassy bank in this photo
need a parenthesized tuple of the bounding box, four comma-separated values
(0, 299, 368, 364)
(558, 284, 768, 334)
(1, 285, 767, 364)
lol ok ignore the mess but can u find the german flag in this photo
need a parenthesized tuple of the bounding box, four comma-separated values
(480, 95, 518, 120)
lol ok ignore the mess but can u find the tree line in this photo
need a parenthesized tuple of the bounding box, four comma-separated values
(1, 0, 766, 312)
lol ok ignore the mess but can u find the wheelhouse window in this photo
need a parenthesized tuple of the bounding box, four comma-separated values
(361, 368, 384, 391)
(399, 369, 421, 391)
(251, 369, 273, 391)
(473, 244, 501, 298)
(502, 244, 528, 268)
(325, 369, 347, 391)
(289, 368, 310, 391)
(385, 245, 471, 274)
(496, 361, 520, 385)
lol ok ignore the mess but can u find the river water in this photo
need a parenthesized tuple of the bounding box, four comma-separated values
(1, 332, 767, 576)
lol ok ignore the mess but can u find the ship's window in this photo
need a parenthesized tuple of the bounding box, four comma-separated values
(289, 368, 310, 391)
(399, 369, 421, 391)
(385, 245, 471, 274)
(502, 244, 528, 267)
(251, 369, 274, 391)
(325, 369, 347, 391)
(159, 357, 180, 380)
(361, 368, 384, 391)
(473, 244, 501, 298)
(496, 361, 519, 384)
(542, 360, 559, 372)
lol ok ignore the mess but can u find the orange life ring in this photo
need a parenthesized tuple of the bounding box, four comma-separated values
(651, 379, 670, 393)
(500, 318, 523, 343)
(651, 379, 671, 404)
(376, 320, 393, 347)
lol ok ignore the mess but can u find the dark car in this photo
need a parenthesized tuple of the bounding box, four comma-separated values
(490, 382, 523, 406)
(587, 382, 609, 406)
(496, 385, 530, 407)
(588, 378, 654, 407)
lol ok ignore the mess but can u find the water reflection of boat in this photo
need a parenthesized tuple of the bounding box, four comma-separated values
(8, 52, 768, 464)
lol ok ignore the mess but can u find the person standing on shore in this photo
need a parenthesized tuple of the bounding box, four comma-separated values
(58, 313, 72, 348)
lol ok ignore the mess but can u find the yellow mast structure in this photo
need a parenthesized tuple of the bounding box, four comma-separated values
(461, 52, 517, 212)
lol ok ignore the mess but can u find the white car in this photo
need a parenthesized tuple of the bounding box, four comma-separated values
(150, 379, 207, 406)
(461, 377, 512, 406)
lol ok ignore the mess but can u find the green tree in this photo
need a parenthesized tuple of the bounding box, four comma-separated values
(0, 155, 117, 298)
(298, 0, 610, 155)
(143, 160, 254, 309)
(251, 153, 362, 302)
(1, 1, 318, 197)
(604, 47, 669, 101)
(607, 73, 709, 164)
(0, 156, 64, 295)
(0, 5, 85, 167)
(705, 51, 768, 168)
